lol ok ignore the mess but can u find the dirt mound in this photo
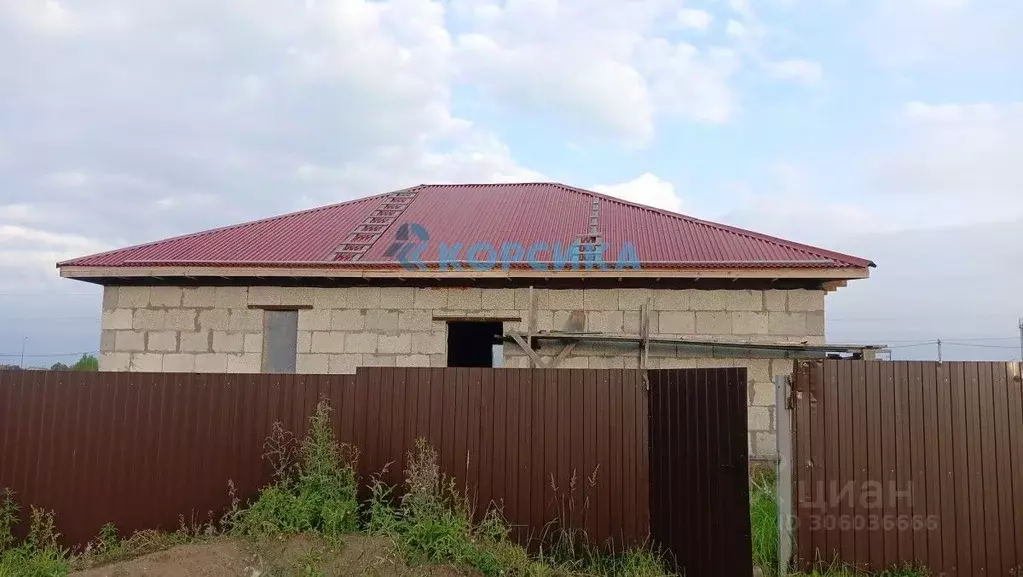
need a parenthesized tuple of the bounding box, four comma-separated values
(71, 535, 480, 577)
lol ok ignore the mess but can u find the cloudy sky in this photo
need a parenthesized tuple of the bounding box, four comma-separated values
(1, 0, 1021, 365)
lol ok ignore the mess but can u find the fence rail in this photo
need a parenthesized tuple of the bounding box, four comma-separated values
(0, 368, 650, 548)
(791, 360, 1023, 576)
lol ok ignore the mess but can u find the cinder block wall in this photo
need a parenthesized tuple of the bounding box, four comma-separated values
(98, 285, 825, 460)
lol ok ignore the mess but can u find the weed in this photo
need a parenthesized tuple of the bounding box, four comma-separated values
(0, 498, 71, 577)
(230, 400, 360, 538)
(0, 490, 17, 553)
(750, 470, 779, 576)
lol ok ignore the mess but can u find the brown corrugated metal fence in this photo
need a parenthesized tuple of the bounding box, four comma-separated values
(0, 368, 650, 549)
(791, 360, 1023, 576)
(648, 368, 752, 576)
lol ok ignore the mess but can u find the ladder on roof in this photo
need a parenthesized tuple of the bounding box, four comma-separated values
(576, 197, 604, 262)
(332, 188, 420, 261)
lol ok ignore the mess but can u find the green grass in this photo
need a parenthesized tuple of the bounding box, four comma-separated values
(0, 492, 72, 577)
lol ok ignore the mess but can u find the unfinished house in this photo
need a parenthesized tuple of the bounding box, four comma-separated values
(58, 183, 875, 460)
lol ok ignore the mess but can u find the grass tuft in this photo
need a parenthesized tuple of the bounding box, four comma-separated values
(0, 492, 71, 577)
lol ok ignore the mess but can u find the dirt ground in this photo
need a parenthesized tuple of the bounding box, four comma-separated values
(71, 534, 481, 577)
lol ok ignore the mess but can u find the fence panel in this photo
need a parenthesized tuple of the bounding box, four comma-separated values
(0, 368, 650, 549)
(792, 360, 1023, 576)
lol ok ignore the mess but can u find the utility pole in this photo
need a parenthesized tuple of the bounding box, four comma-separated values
(1018, 318, 1022, 362)
(20, 337, 27, 368)
(937, 339, 942, 363)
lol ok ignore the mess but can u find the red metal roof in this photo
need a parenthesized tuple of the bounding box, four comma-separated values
(58, 183, 873, 271)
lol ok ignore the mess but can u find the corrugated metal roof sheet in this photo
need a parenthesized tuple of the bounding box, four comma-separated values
(59, 183, 873, 270)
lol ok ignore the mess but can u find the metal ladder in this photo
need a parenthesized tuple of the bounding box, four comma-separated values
(332, 187, 420, 261)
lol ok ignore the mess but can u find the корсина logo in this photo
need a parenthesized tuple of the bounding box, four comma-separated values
(389, 223, 641, 272)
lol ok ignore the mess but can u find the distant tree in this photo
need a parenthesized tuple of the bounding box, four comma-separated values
(71, 354, 99, 372)
(50, 362, 71, 371)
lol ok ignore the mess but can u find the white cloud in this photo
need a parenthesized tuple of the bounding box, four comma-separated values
(593, 173, 684, 213)
(726, 19, 747, 37)
(764, 58, 822, 85)
(678, 8, 712, 30)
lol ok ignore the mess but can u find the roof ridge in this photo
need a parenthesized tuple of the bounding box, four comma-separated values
(56, 190, 396, 267)
(552, 182, 873, 268)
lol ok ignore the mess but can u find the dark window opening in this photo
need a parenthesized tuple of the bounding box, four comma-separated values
(447, 321, 503, 367)
(263, 309, 298, 373)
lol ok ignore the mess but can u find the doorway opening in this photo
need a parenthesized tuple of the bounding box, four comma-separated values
(446, 321, 504, 367)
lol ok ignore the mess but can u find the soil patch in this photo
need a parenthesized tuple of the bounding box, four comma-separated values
(71, 534, 481, 577)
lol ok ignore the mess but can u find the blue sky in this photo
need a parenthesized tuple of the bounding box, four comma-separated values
(0, 0, 1021, 365)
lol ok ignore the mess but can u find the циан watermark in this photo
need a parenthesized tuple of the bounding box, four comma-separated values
(386, 223, 642, 272)
(787, 480, 939, 532)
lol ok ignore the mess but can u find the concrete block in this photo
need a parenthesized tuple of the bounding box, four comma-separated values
(618, 288, 651, 311)
(754, 432, 777, 458)
(198, 309, 229, 331)
(583, 289, 619, 311)
(396, 354, 430, 367)
(379, 287, 415, 309)
(150, 286, 183, 307)
(297, 353, 329, 374)
(482, 289, 515, 310)
(348, 287, 381, 308)
(414, 288, 447, 309)
(399, 310, 434, 332)
(659, 358, 698, 369)
(313, 288, 348, 309)
(214, 287, 248, 308)
(514, 288, 549, 310)
(180, 331, 211, 353)
(130, 353, 162, 372)
(548, 289, 583, 309)
(658, 311, 695, 334)
(194, 353, 229, 372)
(100, 330, 116, 352)
(117, 287, 150, 308)
(770, 359, 793, 379)
(297, 331, 312, 354)
(228, 308, 263, 331)
(378, 334, 412, 354)
(103, 308, 133, 330)
(430, 354, 447, 367)
(588, 356, 625, 369)
(147, 331, 178, 352)
(311, 331, 345, 354)
(115, 330, 146, 352)
(768, 312, 806, 336)
(361, 354, 396, 366)
(788, 289, 824, 312)
(695, 311, 732, 335)
(747, 359, 771, 387)
(298, 309, 330, 331)
(227, 353, 261, 373)
(133, 309, 166, 330)
(331, 309, 366, 331)
(365, 310, 399, 332)
(163, 354, 195, 373)
(764, 290, 786, 312)
(344, 332, 378, 353)
(102, 287, 118, 310)
(559, 356, 588, 369)
(533, 310, 554, 332)
(727, 290, 763, 311)
(244, 333, 262, 353)
(411, 331, 446, 355)
(731, 312, 768, 335)
(689, 290, 726, 311)
(806, 311, 825, 336)
(623, 311, 642, 333)
(248, 286, 281, 306)
(328, 354, 362, 374)
(165, 309, 197, 331)
(653, 289, 689, 311)
(753, 382, 774, 407)
(587, 310, 624, 333)
(213, 331, 244, 353)
(749, 407, 771, 431)
(447, 288, 482, 310)
(182, 287, 216, 308)
(280, 287, 317, 307)
(99, 352, 130, 371)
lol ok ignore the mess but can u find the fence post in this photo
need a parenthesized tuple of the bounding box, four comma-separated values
(775, 374, 794, 577)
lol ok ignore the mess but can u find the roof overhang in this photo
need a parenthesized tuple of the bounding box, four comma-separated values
(59, 264, 870, 282)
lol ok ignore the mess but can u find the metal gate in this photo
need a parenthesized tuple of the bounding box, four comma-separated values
(648, 368, 752, 576)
